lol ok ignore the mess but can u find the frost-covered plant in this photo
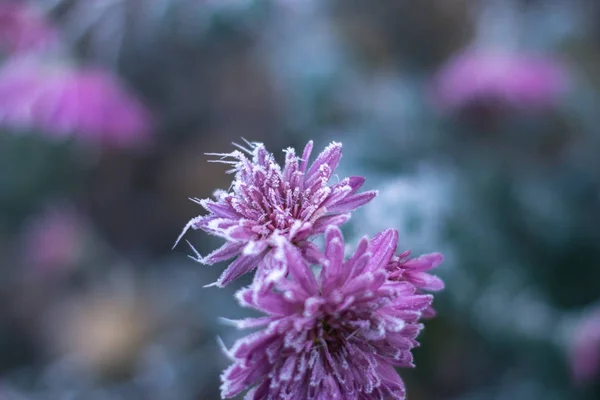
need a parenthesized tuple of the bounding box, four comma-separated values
(220, 227, 441, 399)
(176, 140, 376, 287)
(177, 140, 444, 399)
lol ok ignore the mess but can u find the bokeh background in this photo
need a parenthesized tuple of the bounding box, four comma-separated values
(1, 0, 600, 399)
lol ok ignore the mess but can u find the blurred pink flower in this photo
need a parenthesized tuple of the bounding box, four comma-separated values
(431, 50, 569, 113)
(0, 59, 153, 148)
(22, 206, 87, 278)
(570, 308, 600, 385)
(0, 2, 59, 55)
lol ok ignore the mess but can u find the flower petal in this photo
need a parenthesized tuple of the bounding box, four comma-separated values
(326, 190, 378, 213)
(311, 213, 351, 235)
(304, 141, 342, 187)
(368, 229, 399, 272)
(203, 241, 245, 264)
(405, 271, 445, 291)
(216, 253, 263, 287)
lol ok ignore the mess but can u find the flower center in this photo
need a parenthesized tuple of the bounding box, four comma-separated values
(311, 317, 350, 354)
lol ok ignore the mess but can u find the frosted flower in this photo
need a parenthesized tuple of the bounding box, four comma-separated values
(220, 227, 438, 399)
(0, 2, 59, 55)
(176, 140, 377, 287)
(0, 59, 152, 149)
(570, 307, 600, 385)
(432, 50, 568, 113)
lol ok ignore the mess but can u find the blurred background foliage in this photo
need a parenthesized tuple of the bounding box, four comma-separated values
(0, 0, 599, 399)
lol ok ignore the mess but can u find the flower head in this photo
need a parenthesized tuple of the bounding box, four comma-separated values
(220, 227, 438, 399)
(431, 50, 568, 113)
(176, 140, 377, 287)
(0, 59, 153, 149)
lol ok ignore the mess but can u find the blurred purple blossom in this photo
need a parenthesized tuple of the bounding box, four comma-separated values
(0, 59, 153, 149)
(176, 140, 377, 287)
(21, 205, 86, 278)
(220, 227, 438, 399)
(431, 50, 569, 113)
(570, 307, 600, 385)
(0, 1, 59, 56)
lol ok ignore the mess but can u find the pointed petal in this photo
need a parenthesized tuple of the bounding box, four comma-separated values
(236, 287, 297, 316)
(299, 140, 314, 174)
(400, 293, 433, 312)
(421, 304, 437, 319)
(172, 215, 203, 249)
(321, 226, 345, 291)
(203, 242, 245, 264)
(282, 240, 318, 296)
(347, 176, 366, 194)
(403, 252, 444, 271)
(322, 179, 353, 208)
(343, 270, 387, 296)
(282, 147, 299, 182)
(368, 229, 399, 272)
(217, 254, 263, 287)
(347, 252, 372, 282)
(406, 271, 445, 291)
(304, 142, 342, 186)
(244, 381, 269, 400)
(200, 198, 240, 219)
(376, 362, 406, 397)
(326, 190, 378, 213)
(311, 213, 351, 235)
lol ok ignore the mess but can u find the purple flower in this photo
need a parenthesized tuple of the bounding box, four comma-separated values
(431, 50, 568, 113)
(0, 59, 153, 149)
(220, 227, 438, 399)
(0, 2, 59, 56)
(176, 140, 377, 287)
(570, 307, 600, 385)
